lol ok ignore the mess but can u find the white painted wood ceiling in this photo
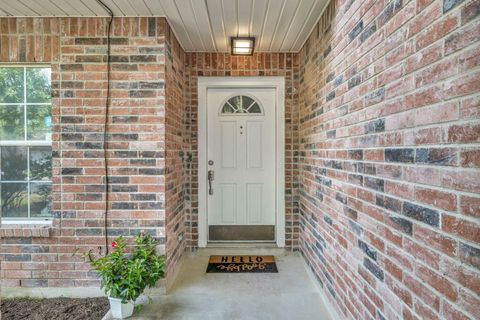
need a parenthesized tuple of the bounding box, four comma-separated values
(0, 0, 329, 52)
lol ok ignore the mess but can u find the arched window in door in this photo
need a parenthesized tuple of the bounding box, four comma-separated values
(220, 95, 263, 114)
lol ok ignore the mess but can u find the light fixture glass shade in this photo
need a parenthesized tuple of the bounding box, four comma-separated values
(231, 37, 255, 55)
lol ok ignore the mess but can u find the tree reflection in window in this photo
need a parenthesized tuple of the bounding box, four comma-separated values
(0, 67, 52, 219)
(221, 95, 263, 114)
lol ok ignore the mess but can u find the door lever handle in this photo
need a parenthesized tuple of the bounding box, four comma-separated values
(208, 170, 214, 195)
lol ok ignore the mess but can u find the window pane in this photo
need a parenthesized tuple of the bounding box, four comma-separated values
(248, 103, 262, 113)
(1, 182, 28, 218)
(30, 146, 52, 181)
(30, 182, 51, 218)
(26, 68, 51, 103)
(1, 146, 28, 181)
(221, 103, 235, 114)
(242, 96, 255, 109)
(0, 105, 25, 140)
(228, 96, 241, 110)
(0, 67, 24, 103)
(27, 104, 51, 140)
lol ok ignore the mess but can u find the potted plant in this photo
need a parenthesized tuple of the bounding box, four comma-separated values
(84, 232, 165, 319)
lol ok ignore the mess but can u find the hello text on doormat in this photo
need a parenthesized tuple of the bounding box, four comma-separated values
(206, 255, 278, 273)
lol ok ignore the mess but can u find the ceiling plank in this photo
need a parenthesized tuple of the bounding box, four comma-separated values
(132, 0, 154, 16)
(221, 0, 237, 41)
(269, 0, 300, 51)
(97, 0, 125, 16)
(17, 0, 61, 16)
(190, 0, 216, 51)
(236, 0, 251, 37)
(174, 0, 205, 51)
(79, 0, 111, 16)
(111, 0, 139, 15)
(258, 0, 284, 51)
(292, 0, 327, 51)
(0, 0, 39, 16)
(205, 0, 228, 51)
(63, 0, 96, 16)
(249, 0, 267, 40)
(45, 0, 72, 16)
(52, 0, 86, 15)
(162, 0, 194, 50)
(280, 0, 315, 51)
(143, 0, 165, 15)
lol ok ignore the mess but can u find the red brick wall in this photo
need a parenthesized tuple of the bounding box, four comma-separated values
(0, 5, 478, 319)
(298, 0, 479, 319)
(184, 52, 300, 249)
(0, 17, 171, 287)
(164, 22, 187, 277)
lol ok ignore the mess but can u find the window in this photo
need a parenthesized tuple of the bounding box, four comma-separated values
(0, 67, 52, 220)
(221, 95, 263, 114)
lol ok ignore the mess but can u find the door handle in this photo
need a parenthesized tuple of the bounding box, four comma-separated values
(208, 170, 214, 195)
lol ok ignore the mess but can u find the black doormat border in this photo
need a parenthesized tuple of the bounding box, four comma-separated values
(206, 255, 278, 273)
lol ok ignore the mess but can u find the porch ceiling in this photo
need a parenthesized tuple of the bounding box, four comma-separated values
(0, 0, 329, 52)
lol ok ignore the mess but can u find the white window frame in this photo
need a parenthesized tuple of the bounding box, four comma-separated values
(0, 65, 53, 222)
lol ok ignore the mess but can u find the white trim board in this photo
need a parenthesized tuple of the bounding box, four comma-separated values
(197, 76, 285, 248)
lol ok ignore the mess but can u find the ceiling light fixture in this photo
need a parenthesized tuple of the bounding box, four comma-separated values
(231, 37, 255, 56)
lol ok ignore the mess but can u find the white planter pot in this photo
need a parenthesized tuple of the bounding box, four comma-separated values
(108, 297, 135, 319)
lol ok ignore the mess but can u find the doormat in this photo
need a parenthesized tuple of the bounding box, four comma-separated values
(206, 255, 278, 273)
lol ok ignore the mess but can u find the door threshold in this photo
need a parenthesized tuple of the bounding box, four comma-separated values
(207, 241, 278, 248)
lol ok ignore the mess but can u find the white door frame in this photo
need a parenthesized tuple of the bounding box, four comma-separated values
(198, 76, 285, 248)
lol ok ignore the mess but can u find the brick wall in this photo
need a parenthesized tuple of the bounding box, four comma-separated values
(164, 22, 187, 278)
(0, 17, 172, 287)
(184, 52, 300, 249)
(298, 0, 479, 319)
(0, 4, 478, 318)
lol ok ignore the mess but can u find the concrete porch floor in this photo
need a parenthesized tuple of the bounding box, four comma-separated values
(118, 247, 334, 320)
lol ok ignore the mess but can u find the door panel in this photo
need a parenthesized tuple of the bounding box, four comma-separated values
(220, 122, 236, 168)
(246, 121, 263, 169)
(246, 183, 263, 223)
(207, 88, 276, 239)
(219, 183, 236, 223)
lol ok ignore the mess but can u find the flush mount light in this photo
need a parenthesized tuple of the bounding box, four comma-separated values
(231, 37, 255, 56)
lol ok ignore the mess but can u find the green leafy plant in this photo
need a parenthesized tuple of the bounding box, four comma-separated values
(84, 233, 165, 304)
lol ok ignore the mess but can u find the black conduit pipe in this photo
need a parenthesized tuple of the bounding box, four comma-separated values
(95, 0, 113, 255)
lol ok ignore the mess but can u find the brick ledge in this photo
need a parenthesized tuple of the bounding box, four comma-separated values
(0, 225, 52, 238)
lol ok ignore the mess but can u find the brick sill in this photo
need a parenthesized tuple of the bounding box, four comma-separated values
(0, 221, 52, 238)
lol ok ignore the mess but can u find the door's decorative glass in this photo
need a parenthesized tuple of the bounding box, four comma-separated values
(221, 95, 263, 114)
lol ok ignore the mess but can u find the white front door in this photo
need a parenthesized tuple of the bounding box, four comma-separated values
(207, 88, 276, 241)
